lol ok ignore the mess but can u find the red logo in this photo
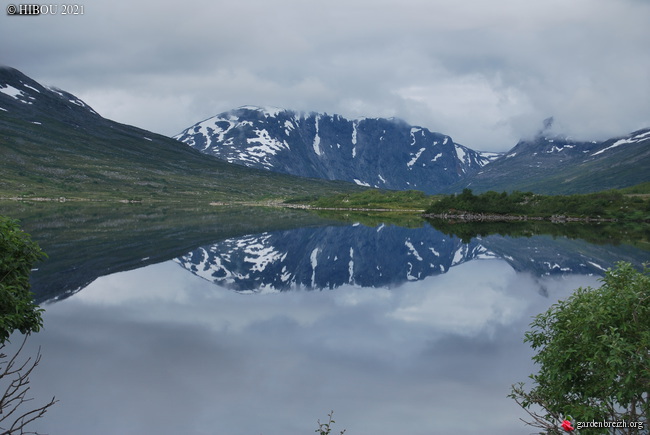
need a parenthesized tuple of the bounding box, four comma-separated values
(561, 419, 575, 432)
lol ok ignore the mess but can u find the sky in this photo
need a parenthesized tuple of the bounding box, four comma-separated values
(2, 0, 650, 151)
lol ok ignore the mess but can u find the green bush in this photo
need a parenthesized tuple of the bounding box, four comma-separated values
(510, 262, 650, 434)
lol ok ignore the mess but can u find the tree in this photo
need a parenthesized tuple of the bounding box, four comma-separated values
(0, 216, 56, 434)
(0, 217, 46, 344)
(510, 262, 649, 434)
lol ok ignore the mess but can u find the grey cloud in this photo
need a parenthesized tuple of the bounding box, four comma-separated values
(3, 0, 649, 151)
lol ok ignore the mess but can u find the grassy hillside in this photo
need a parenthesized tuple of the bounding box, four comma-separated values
(0, 66, 365, 203)
(298, 183, 650, 221)
(619, 182, 650, 196)
(479, 152, 650, 194)
(451, 133, 650, 195)
(0, 111, 367, 202)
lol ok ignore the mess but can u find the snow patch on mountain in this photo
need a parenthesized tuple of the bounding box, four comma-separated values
(248, 128, 288, 157)
(284, 119, 294, 135)
(310, 247, 319, 287)
(592, 130, 650, 156)
(0, 84, 24, 100)
(405, 240, 423, 261)
(23, 83, 40, 93)
(407, 148, 426, 168)
(313, 115, 322, 156)
(244, 238, 285, 272)
(547, 144, 575, 153)
(455, 144, 467, 169)
(479, 151, 502, 162)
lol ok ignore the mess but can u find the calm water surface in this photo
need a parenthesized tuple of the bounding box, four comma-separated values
(13, 220, 623, 434)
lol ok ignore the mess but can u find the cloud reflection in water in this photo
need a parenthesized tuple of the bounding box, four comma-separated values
(20, 258, 600, 435)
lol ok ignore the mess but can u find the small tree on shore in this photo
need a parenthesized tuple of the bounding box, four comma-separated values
(510, 262, 649, 434)
(0, 216, 56, 434)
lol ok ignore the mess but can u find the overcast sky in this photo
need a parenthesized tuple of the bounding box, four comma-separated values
(3, 0, 650, 151)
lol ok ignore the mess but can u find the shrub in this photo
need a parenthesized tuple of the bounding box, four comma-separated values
(510, 262, 649, 434)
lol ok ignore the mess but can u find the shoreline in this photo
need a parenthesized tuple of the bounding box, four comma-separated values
(423, 212, 618, 223)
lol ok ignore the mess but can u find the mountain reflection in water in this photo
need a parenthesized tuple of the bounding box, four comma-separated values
(175, 223, 643, 293)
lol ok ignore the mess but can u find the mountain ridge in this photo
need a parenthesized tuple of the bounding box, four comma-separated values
(174, 106, 501, 194)
(2, 65, 648, 198)
(175, 105, 649, 195)
(453, 126, 650, 194)
(0, 67, 365, 202)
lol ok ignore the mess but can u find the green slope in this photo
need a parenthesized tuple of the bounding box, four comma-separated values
(0, 67, 364, 203)
(454, 133, 650, 195)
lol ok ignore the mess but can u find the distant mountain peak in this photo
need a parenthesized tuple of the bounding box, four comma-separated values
(457, 125, 650, 194)
(237, 105, 287, 117)
(541, 116, 554, 133)
(0, 66, 100, 118)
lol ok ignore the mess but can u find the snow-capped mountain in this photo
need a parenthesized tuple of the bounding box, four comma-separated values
(455, 121, 650, 194)
(0, 66, 101, 122)
(174, 106, 500, 194)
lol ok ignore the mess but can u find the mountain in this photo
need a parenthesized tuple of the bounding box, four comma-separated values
(4, 66, 646, 199)
(454, 120, 650, 194)
(175, 107, 649, 195)
(0, 67, 363, 202)
(175, 223, 644, 293)
(0, 67, 100, 120)
(174, 106, 500, 194)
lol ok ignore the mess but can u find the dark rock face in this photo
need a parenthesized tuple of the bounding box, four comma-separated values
(174, 106, 499, 194)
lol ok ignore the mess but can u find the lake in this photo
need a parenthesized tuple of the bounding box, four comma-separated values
(2, 202, 648, 435)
